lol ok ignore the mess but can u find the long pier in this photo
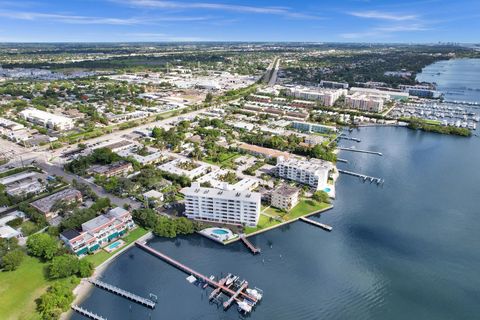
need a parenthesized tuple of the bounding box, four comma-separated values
(240, 236, 261, 254)
(300, 217, 332, 231)
(338, 147, 383, 156)
(337, 135, 361, 142)
(88, 278, 156, 309)
(135, 241, 257, 303)
(338, 169, 384, 184)
(71, 305, 107, 320)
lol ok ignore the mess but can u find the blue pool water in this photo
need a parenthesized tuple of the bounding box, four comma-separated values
(212, 229, 229, 235)
(107, 241, 122, 250)
(324, 187, 331, 192)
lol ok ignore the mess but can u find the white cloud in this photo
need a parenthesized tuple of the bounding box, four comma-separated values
(125, 32, 208, 41)
(0, 10, 208, 25)
(349, 10, 418, 21)
(115, 0, 320, 19)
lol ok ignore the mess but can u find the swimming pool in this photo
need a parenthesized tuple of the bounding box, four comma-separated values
(324, 187, 331, 193)
(212, 229, 229, 235)
(107, 240, 122, 250)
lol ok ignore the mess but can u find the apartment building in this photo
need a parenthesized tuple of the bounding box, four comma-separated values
(344, 92, 385, 113)
(87, 161, 133, 178)
(181, 182, 261, 227)
(30, 188, 82, 220)
(285, 87, 347, 107)
(275, 157, 333, 191)
(60, 207, 135, 256)
(271, 185, 299, 210)
(292, 121, 337, 134)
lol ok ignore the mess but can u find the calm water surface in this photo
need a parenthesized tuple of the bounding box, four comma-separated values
(73, 127, 480, 320)
(416, 58, 480, 103)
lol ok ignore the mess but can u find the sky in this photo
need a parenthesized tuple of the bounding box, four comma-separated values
(0, 0, 479, 43)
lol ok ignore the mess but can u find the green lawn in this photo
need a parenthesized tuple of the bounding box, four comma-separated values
(204, 152, 240, 168)
(84, 227, 149, 267)
(0, 256, 49, 320)
(244, 214, 282, 234)
(284, 199, 331, 220)
(244, 199, 331, 235)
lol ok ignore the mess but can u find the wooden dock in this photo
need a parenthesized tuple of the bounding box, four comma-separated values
(300, 217, 332, 231)
(71, 305, 107, 320)
(88, 278, 156, 308)
(135, 241, 257, 303)
(338, 169, 384, 184)
(240, 236, 261, 254)
(338, 147, 382, 156)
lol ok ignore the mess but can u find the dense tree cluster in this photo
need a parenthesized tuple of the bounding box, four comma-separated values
(59, 197, 111, 231)
(47, 254, 93, 279)
(37, 277, 79, 320)
(133, 209, 197, 238)
(26, 233, 59, 260)
(0, 238, 24, 271)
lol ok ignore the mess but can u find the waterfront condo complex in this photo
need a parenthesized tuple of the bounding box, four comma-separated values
(60, 207, 136, 256)
(181, 182, 261, 227)
(275, 156, 334, 191)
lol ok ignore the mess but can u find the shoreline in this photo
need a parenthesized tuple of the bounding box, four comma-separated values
(61, 231, 153, 320)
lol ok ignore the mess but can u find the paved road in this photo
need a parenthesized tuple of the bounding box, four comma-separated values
(268, 58, 280, 87)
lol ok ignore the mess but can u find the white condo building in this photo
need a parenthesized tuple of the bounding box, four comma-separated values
(344, 92, 386, 113)
(20, 108, 74, 130)
(275, 157, 333, 191)
(285, 86, 347, 107)
(181, 182, 261, 227)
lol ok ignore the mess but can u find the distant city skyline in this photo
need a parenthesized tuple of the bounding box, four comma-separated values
(0, 0, 479, 43)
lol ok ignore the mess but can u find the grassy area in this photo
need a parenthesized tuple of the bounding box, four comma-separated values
(284, 199, 331, 220)
(244, 199, 331, 235)
(244, 214, 282, 234)
(203, 152, 240, 168)
(0, 256, 49, 320)
(84, 227, 149, 267)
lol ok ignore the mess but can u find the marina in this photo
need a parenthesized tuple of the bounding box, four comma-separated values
(87, 278, 156, 309)
(135, 241, 262, 314)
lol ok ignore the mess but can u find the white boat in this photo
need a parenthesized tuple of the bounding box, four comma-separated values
(226, 275, 238, 286)
(246, 288, 263, 300)
(186, 275, 197, 284)
(237, 301, 252, 313)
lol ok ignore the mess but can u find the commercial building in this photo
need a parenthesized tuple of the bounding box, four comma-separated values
(271, 185, 299, 210)
(285, 86, 347, 106)
(19, 108, 74, 130)
(181, 182, 261, 227)
(275, 157, 333, 191)
(60, 207, 135, 256)
(30, 189, 82, 220)
(117, 147, 165, 165)
(292, 121, 337, 134)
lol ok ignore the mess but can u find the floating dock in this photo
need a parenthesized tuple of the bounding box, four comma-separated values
(88, 278, 156, 309)
(135, 241, 258, 304)
(240, 236, 261, 254)
(71, 305, 107, 320)
(337, 135, 361, 142)
(223, 281, 249, 309)
(338, 169, 384, 184)
(338, 147, 383, 156)
(300, 217, 332, 231)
